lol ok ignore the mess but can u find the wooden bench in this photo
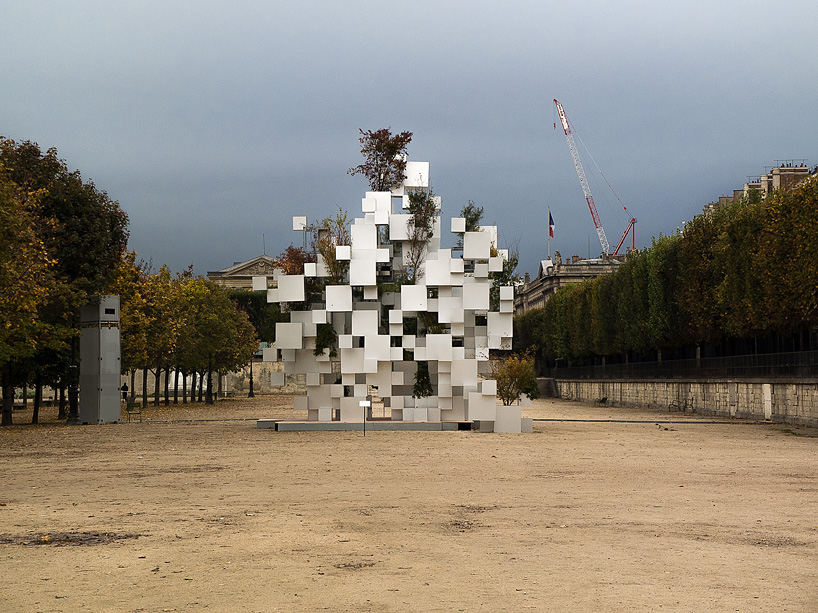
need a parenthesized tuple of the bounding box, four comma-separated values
(126, 402, 142, 422)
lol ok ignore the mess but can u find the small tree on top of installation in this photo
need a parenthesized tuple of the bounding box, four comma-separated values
(347, 128, 413, 191)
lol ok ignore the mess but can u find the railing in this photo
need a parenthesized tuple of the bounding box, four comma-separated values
(549, 350, 818, 380)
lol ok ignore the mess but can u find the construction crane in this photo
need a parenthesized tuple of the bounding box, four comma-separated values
(553, 98, 636, 255)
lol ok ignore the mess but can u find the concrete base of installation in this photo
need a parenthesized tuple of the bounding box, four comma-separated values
(257, 418, 533, 432)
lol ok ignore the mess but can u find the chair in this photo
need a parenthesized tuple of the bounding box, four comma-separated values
(126, 402, 142, 422)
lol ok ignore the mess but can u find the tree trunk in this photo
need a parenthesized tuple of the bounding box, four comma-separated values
(141, 368, 149, 408)
(58, 385, 66, 420)
(217, 372, 223, 399)
(173, 369, 179, 404)
(154, 362, 161, 407)
(206, 359, 214, 405)
(164, 367, 170, 406)
(1, 365, 14, 426)
(189, 371, 196, 403)
(129, 369, 136, 403)
(198, 371, 204, 402)
(182, 370, 188, 404)
(32, 375, 42, 425)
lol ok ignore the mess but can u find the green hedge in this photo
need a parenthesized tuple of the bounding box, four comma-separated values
(515, 175, 818, 362)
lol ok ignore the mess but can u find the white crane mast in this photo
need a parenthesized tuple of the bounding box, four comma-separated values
(553, 99, 610, 255)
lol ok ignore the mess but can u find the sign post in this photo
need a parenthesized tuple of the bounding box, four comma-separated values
(359, 400, 371, 437)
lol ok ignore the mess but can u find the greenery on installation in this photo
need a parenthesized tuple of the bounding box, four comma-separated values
(514, 177, 818, 364)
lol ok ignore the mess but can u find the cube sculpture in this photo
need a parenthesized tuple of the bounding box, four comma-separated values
(264, 162, 519, 432)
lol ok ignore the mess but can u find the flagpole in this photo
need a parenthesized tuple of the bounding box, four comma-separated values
(547, 206, 551, 259)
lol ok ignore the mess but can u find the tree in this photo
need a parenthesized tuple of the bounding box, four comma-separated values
(455, 200, 484, 249)
(1, 138, 129, 423)
(313, 208, 351, 285)
(491, 350, 540, 406)
(412, 361, 434, 399)
(348, 128, 413, 191)
(405, 189, 438, 283)
(0, 173, 56, 425)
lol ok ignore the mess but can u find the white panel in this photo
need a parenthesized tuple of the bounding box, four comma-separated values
(266, 288, 278, 303)
(467, 392, 496, 421)
(304, 262, 317, 277)
(374, 209, 389, 225)
(425, 259, 452, 286)
(362, 197, 376, 213)
(340, 348, 365, 374)
(278, 275, 305, 302)
(335, 245, 351, 261)
(352, 310, 379, 336)
(426, 334, 453, 362)
(390, 347, 403, 361)
(450, 258, 464, 274)
(488, 312, 513, 338)
(451, 217, 466, 233)
(338, 334, 353, 349)
(482, 379, 497, 396)
(404, 161, 430, 188)
(489, 257, 504, 272)
(402, 335, 416, 349)
(463, 283, 489, 310)
(252, 276, 267, 291)
(401, 285, 427, 311)
(351, 224, 377, 250)
(494, 405, 522, 434)
(364, 286, 378, 299)
(500, 285, 514, 301)
(376, 248, 390, 263)
(350, 259, 376, 286)
(292, 216, 307, 231)
(389, 214, 410, 240)
(275, 322, 303, 349)
(463, 231, 492, 259)
(474, 263, 489, 278)
(389, 309, 403, 324)
(451, 359, 478, 386)
(312, 309, 328, 324)
(326, 285, 352, 311)
(365, 335, 390, 361)
(262, 347, 279, 362)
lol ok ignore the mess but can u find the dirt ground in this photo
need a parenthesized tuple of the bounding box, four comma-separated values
(2, 396, 817, 612)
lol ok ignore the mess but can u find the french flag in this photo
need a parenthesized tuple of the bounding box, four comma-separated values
(549, 211, 555, 238)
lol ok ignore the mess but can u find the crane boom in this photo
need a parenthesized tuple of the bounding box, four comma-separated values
(553, 99, 610, 255)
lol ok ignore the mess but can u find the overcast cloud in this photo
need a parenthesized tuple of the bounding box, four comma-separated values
(2, 1, 815, 276)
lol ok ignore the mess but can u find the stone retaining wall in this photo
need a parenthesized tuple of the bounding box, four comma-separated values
(553, 378, 818, 427)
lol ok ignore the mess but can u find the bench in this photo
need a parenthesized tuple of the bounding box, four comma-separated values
(668, 398, 693, 413)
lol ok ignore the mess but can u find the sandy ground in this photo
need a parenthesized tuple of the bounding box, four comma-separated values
(2, 396, 817, 612)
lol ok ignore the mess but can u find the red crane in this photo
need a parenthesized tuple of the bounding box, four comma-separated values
(553, 99, 636, 255)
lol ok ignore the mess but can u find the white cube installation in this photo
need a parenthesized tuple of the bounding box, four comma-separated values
(263, 161, 518, 432)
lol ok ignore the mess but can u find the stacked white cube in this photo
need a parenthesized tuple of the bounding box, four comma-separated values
(263, 162, 518, 432)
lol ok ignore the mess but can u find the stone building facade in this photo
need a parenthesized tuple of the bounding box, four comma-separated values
(514, 251, 622, 315)
(207, 255, 278, 289)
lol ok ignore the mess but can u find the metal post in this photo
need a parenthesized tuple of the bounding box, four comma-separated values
(248, 358, 255, 398)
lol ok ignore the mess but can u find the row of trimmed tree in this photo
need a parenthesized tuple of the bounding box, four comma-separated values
(111, 254, 261, 408)
(515, 175, 818, 364)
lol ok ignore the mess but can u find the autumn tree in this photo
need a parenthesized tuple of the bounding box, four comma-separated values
(348, 128, 413, 191)
(490, 350, 540, 406)
(0, 173, 57, 425)
(0, 138, 129, 423)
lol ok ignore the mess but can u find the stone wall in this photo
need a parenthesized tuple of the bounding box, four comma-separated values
(553, 378, 818, 427)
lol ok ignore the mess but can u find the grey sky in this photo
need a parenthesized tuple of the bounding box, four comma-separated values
(3, 1, 815, 277)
